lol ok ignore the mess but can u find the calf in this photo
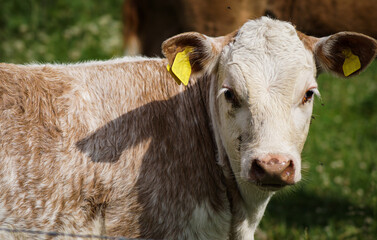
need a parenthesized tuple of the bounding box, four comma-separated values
(1, 17, 376, 239)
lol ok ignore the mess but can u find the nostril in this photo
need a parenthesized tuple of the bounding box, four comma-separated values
(249, 160, 266, 181)
(281, 160, 295, 183)
(287, 160, 294, 171)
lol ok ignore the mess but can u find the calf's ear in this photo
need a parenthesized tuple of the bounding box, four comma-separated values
(162, 31, 236, 85)
(298, 31, 377, 77)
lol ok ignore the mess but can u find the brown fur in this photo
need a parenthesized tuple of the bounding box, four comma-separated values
(296, 31, 319, 51)
(0, 60, 229, 238)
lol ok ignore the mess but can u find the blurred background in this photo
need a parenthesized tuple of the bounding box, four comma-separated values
(1, 0, 376, 239)
(0, 1, 124, 63)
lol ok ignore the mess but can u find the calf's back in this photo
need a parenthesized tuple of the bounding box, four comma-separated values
(0, 59, 228, 238)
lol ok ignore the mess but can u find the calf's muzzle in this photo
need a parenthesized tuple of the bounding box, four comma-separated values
(248, 154, 295, 189)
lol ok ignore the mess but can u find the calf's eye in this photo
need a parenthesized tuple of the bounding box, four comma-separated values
(220, 85, 241, 107)
(302, 89, 315, 104)
(222, 87, 240, 108)
(224, 89, 235, 102)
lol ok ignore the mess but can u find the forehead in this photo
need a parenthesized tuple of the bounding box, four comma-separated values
(221, 18, 316, 96)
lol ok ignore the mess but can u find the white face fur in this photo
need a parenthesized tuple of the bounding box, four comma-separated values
(215, 18, 319, 189)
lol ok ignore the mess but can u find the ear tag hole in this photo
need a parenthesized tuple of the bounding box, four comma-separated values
(342, 48, 361, 77)
(167, 47, 193, 86)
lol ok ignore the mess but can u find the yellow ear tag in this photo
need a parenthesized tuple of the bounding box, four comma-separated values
(167, 47, 193, 86)
(167, 64, 182, 85)
(342, 49, 361, 77)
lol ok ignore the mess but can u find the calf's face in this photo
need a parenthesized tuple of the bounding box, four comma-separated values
(215, 20, 318, 190)
(163, 17, 377, 192)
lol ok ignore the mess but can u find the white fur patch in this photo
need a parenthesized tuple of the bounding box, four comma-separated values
(183, 201, 231, 240)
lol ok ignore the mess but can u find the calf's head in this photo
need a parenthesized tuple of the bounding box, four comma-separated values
(163, 17, 377, 192)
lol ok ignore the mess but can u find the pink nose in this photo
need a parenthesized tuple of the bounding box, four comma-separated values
(248, 154, 295, 188)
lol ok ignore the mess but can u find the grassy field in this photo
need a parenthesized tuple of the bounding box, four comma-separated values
(1, 1, 376, 239)
(0, 0, 124, 63)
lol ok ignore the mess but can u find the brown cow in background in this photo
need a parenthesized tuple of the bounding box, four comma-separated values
(123, 0, 267, 56)
(123, 0, 377, 56)
(267, 0, 377, 38)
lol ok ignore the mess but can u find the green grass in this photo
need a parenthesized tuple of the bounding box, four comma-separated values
(1, 1, 377, 239)
(0, 0, 124, 63)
